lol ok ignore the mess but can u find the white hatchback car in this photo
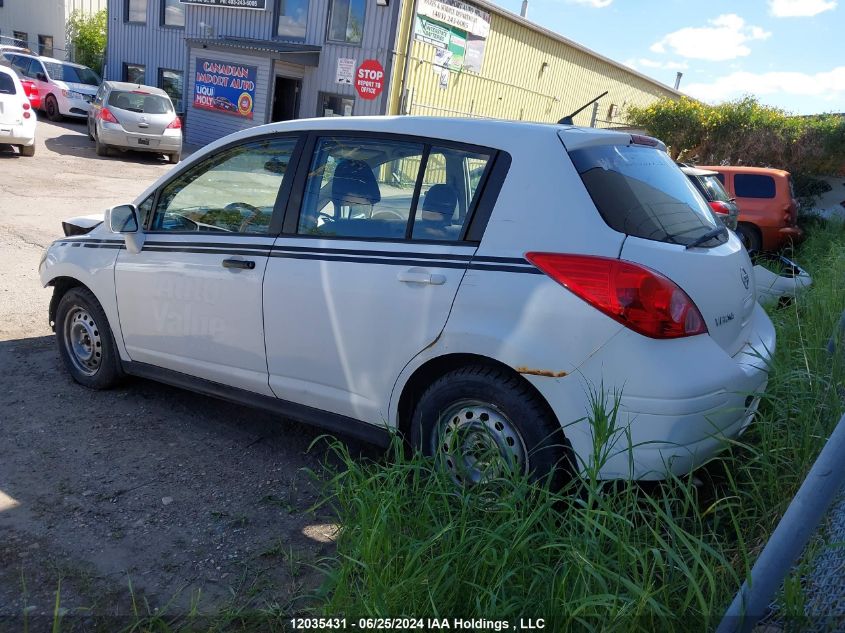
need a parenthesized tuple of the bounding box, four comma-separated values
(39, 117, 775, 484)
(0, 64, 36, 156)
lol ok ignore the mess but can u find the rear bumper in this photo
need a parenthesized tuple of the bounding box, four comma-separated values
(761, 224, 804, 251)
(0, 123, 36, 146)
(527, 303, 776, 480)
(98, 125, 182, 153)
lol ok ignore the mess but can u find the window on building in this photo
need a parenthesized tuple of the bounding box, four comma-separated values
(326, 0, 365, 44)
(162, 0, 185, 27)
(317, 92, 354, 117)
(13, 31, 27, 48)
(159, 68, 184, 112)
(38, 35, 53, 57)
(277, 0, 309, 41)
(125, 0, 148, 23)
(123, 63, 145, 84)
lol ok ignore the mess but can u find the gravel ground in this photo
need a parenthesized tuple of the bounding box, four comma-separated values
(0, 117, 375, 627)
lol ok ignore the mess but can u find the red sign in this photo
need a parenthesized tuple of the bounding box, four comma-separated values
(355, 59, 385, 100)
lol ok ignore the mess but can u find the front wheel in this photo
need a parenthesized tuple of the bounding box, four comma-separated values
(55, 287, 123, 389)
(410, 365, 572, 489)
(45, 95, 62, 122)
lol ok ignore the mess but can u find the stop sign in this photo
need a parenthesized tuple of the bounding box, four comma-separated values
(355, 59, 385, 100)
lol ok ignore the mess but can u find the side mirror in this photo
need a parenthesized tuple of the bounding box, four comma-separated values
(105, 204, 145, 254)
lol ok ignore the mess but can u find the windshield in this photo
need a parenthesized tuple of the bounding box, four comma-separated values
(698, 174, 732, 203)
(569, 144, 725, 247)
(43, 61, 100, 86)
(108, 90, 173, 114)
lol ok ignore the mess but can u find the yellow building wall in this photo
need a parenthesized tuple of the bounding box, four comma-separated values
(387, 0, 679, 126)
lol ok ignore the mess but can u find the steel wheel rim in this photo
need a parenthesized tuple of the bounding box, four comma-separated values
(63, 306, 103, 376)
(433, 399, 528, 486)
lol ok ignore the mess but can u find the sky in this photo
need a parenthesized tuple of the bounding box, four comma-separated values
(487, 0, 845, 115)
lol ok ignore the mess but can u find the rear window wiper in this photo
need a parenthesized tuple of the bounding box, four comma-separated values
(686, 225, 727, 250)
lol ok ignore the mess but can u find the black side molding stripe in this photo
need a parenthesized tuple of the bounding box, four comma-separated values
(270, 251, 471, 270)
(143, 246, 272, 257)
(272, 244, 474, 261)
(144, 240, 276, 250)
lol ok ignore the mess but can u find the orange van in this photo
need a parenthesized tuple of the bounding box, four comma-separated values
(698, 166, 803, 252)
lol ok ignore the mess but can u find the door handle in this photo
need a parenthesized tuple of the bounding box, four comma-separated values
(222, 258, 255, 270)
(397, 269, 446, 285)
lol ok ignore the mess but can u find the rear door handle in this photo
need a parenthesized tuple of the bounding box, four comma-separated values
(397, 269, 446, 285)
(222, 258, 255, 270)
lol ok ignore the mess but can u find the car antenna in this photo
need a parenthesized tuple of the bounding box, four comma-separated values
(557, 91, 608, 125)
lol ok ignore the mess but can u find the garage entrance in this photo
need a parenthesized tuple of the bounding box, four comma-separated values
(271, 76, 301, 122)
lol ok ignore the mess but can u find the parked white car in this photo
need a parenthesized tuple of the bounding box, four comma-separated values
(0, 64, 36, 156)
(5, 53, 99, 120)
(39, 117, 775, 484)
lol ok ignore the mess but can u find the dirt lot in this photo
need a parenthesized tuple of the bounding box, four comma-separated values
(0, 118, 372, 627)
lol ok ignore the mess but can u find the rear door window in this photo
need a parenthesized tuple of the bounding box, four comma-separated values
(734, 174, 776, 199)
(569, 144, 725, 247)
(0, 73, 16, 95)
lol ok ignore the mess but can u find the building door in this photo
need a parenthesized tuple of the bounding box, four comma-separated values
(271, 76, 301, 122)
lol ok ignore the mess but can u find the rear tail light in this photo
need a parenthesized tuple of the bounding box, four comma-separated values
(99, 108, 119, 123)
(525, 253, 708, 339)
(167, 117, 182, 129)
(630, 134, 659, 147)
(22, 102, 30, 110)
(709, 201, 731, 216)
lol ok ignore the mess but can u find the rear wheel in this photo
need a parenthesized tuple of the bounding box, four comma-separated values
(45, 95, 62, 122)
(167, 151, 181, 164)
(19, 144, 35, 157)
(87, 119, 94, 141)
(95, 135, 110, 157)
(736, 223, 762, 253)
(410, 364, 572, 490)
(55, 287, 123, 389)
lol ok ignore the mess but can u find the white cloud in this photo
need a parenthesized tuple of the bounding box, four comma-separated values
(624, 58, 688, 71)
(684, 66, 845, 104)
(769, 0, 837, 17)
(566, 0, 613, 7)
(650, 14, 771, 61)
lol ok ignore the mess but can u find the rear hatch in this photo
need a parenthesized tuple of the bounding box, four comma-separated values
(0, 71, 22, 126)
(107, 89, 174, 135)
(560, 130, 756, 357)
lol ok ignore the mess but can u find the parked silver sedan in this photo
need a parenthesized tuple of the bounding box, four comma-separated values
(88, 81, 182, 163)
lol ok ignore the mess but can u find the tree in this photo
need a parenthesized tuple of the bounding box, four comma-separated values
(67, 9, 107, 75)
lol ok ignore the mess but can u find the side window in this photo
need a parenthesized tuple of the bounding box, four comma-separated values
(29, 59, 44, 78)
(297, 136, 425, 239)
(714, 173, 725, 185)
(412, 147, 490, 242)
(151, 136, 299, 234)
(734, 174, 776, 199)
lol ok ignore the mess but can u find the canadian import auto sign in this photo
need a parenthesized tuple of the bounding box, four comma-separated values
(180, 0, 267, 9)
(355, 59, 385, 100)
(193, 58, 258, 119)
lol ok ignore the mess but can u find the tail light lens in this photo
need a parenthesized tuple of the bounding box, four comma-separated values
(22, 102, 30, 110)
(22, 101, 31, 118)
(167, 117, 182, 129)
(709, 201, 730, 216)
(525, 253, 708, 339)
(99, 108, 119, 123)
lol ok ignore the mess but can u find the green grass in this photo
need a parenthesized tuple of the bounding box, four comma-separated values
(310, 220, 845, 630)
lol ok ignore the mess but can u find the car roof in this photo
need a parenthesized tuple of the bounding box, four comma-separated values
(215, 115, 641, 155)
(698, 165, 791, 178)
(681, 166, 719, 177)
(103, 81, 170, 98)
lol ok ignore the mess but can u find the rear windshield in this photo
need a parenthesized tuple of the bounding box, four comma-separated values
(108, 90, 173, 114)
(0, 73, 16, 95)
(570, 144, 725, 247)
(698, 174, 732, 203)
(43, 61, 99, 86)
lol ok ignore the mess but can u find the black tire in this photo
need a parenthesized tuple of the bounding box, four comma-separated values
(167, 151, 181, 164)
(55, 287, 123, 389)
(19, 144, 35, 157)
(95, 135, 109, 157)
(45, 95, 62, 122)
(87, 120, 94, 141)
(735, 223, 762, 254)
(410, 364, 572, 490)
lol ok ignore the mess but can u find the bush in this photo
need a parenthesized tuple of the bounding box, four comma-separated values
(627, 97, 845, 204)
(66, 9, 107, 75)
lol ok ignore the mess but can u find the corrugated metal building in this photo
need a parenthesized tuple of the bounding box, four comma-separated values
(0, 0, 107, 60)
(105, 0, 679, 146)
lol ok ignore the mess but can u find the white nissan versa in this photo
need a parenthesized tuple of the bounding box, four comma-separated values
(39, 117, 775, 485)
